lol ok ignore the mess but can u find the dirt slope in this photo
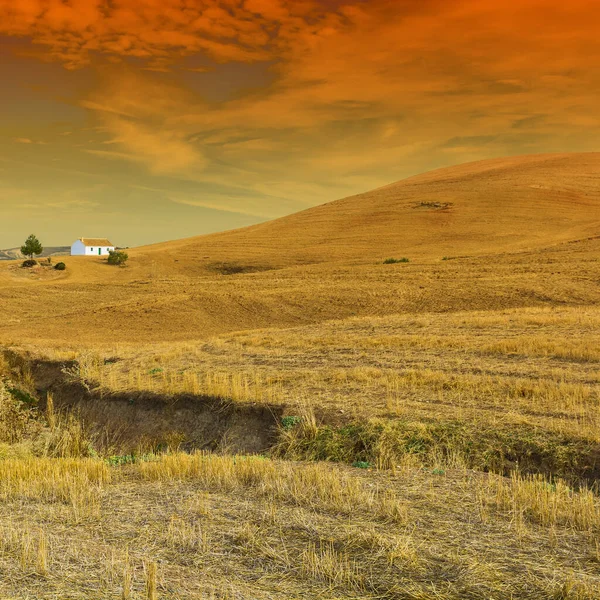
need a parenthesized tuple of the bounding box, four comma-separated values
(138, 153, 600, 267)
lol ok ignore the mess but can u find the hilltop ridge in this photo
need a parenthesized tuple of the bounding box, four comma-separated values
(138, 152, 600, 268)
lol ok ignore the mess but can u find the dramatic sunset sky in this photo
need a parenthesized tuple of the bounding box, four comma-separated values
(1, 0, 599, 247)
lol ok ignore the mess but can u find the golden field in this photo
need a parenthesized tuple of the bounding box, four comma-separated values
(1, 153, 600, 598)
(1, 447, 600, 599)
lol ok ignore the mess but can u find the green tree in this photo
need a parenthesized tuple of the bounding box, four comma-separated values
(107, 249, 128, 266)
(20, 234, 43, 260)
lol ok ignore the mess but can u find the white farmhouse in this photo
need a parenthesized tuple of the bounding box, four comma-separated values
(71, 238, 115, 257)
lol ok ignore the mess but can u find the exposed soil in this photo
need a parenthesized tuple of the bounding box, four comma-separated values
(4, 351, 283, 455)
(7, 262, 66, 282)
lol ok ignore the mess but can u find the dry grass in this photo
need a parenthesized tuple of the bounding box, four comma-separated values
(479, 472, 600, 532)
(1, 227, 600, 347)
(28, 303, 598, 449)
(0, 457, 110, 523)
(117, 152, 600, 267)
(0, 453, 600, 599)
(139, 452, 407, 522)
(3, 363, 599, 598)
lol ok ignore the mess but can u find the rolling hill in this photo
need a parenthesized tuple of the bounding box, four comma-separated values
(0, 152, 599, 344)
(138, 152, 600, 268)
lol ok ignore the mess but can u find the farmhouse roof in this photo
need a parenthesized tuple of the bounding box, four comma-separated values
(78, 238, 114, 247)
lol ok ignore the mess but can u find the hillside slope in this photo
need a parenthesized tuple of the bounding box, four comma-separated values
(1, 153, 599, 344)
(139, 153, 600, 267)
(0, 246, 69, 261)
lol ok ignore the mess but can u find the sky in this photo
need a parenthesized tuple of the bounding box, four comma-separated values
(1, 0, 599, 248)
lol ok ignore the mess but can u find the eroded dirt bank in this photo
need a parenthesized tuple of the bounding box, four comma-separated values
(3, 349, 600, 487)
(3, 350, 283, 455)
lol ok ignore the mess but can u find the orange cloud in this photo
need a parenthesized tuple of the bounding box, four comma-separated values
(3, 0, 600, 220)
(81, 69, 206, 174)
(0, 0, 341, 68)
(13, 137, 47, 145)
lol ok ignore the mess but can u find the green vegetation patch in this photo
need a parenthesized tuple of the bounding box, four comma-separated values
(206, 262, 273, 275)
(7, 386, 38, 407)
(352, 460, 372, 469)
(281, 415, 301, 430)
(106, 453, 158, 466)
(383, 257, 410, 264)
(274, 417, 599, 484)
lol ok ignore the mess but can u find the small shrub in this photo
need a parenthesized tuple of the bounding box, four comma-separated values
(106, 453, 158, 466)
(383, 257, 409, 264)
(352, 461, 371, 469)
(22, 259, 37, 268)
(282, 415, 301, 431)
(107, 250, 128, 266)
(107, 454, 138, 466)
(54, 262, 66, 271)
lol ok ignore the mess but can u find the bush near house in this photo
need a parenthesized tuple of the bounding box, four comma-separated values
(54, 262, 66, 271)
(107, 250, 129, 266)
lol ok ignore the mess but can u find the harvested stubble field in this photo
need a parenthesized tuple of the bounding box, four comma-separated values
(2, 449, 600, 599)
(1, 153, 600, 598)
